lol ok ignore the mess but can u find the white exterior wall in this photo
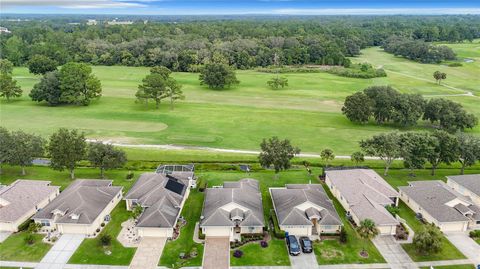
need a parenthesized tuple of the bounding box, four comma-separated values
(137, 227, 173, 238)
(202, 226, 232, 237)
(400, 190, 468, 232)
(318, 225, 342, 234)
(280, 225, 312, 237)
(240, 226, 263, 234)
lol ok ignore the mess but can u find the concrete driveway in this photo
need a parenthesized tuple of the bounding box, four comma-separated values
(203, 237, 230, 269)
(129, 237, 166, 269)
(289, 252, 317, 269)
(372, 236, 418, 269)
(445, 232, 480, 265)
(35, 234, 85, 269)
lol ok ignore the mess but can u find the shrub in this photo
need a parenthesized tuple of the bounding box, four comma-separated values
(27, 222, 42, 233)
(339, 227, 347, 244)
(260, 240, 268, 248)
(448, 62, 463, 67)
(469, 230, 480, 238)
(18, 219, 34, 232)
(233, 250, 243, 258)
(270, 211, 286, 239)
(99, 234, 112, 246)
(198, 228, 206, 240)
(24, 234, 36, 245)
(96, 228, 101, 233)
(126, 171, 134, 180)
(386, 205, 400, 216)
(101, 222, 105, 227)
(198, 179, 207, 192)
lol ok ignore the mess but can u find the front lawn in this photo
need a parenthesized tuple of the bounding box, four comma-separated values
(230, 238, 290, 266)
(396, 201, 466, 262)
(159, 189, 204, 268)
(0, 232, 51, 262)
(314, 184, 385, 265)
(68, 201, 136, 265)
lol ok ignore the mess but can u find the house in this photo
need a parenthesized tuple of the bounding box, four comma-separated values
(399, 180, 480, 232)
(270, 184, 342, 238)
(325, 169, 400, 235)
(447, 174, 480, 206)
(124, 166, 195, 238)
(32, 180, 123, 236)
(200, 179, 264, 241)
(0, 27, 11, 34)
(0, 180, 59, 232)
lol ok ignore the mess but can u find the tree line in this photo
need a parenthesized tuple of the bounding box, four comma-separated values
(0, 127, 126, 178)
(382, 36, 456, 63)
(342, 86, 478, 131)
(1, 16, 478, 70)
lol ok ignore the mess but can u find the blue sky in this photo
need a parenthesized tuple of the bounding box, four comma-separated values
(2, 0, 480, 15)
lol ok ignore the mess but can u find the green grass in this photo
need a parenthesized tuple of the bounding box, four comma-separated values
(230, 238, 290, 266)
(159, 189, 204, 268)
(420, 265, 475, 269)
(2, 41, 479, 155)
(0, 232, 51, 262)
(68, 201, 136, 265)
(313, 184, 385, 265)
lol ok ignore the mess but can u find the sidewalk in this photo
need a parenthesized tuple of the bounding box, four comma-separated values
(372, 236, 418, 269)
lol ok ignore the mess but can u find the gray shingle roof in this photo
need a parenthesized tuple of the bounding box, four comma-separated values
(33, 180, 122, 224)
(325, 169, 399, 226)
(270, 184, 342, 227)
(201, 178, 264, 227)
(398, 180, 479, 223)
(0, 180, 59, 223)
(125, 172, 188, 228)
(447, 174, 480, 197)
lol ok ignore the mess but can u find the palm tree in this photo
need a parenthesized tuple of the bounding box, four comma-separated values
(320, 148, 335, 168)
(357, 219, 379, 256)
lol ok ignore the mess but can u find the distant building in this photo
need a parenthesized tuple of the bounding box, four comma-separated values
(86, 19, 97, 26)
(107, 19, 133, 25)
(0, 27, 11, 34)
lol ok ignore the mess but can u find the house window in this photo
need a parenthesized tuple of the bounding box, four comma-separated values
(40, 220, 50, 227)
(322, 225, 335, 230)
(477, 220, 480, 225)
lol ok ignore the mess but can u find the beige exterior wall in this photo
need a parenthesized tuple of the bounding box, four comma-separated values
(399, 190, 468, 232)
(240, 226, 263, 234)
(318, 224, 342, 234)
(447, 179, 480, 206)
(280, 225, 311, 237)
(1, 189, 59, 232)
(37, 190, 122, 236)
(202, 226, 231, 237)
(137, 227, 173, 238)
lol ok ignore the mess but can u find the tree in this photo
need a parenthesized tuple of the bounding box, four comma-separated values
(0, 127, 13, 174)
(363, 86, 400, 124)
(0, 59, 14, 74)
(360, 132, 401, 176)
(165, 77, 185, 110)
(341, 92, 373, 124)
(258, 136, 300, 178)
(27, 55, 58, 75)
(351, 151, 365, 166)
(320, 148, 335, 168)
(456, 133, 480, 175)
(426, 130, 459, 175)
(99, 234, 112, 246)
(8, 131, 45, 176)
(423, 98, 478, 133)
(132, 204, 143, 219)
(267, 76, 288, 89)
(413, 223, 442, 255)
(47, 129, 87, 179)
(0, 73, 22, 101)
(88, 142, 127, 178)
(199, 63, 239, 89)
(29, 70, 62, 106)
(399, 132, 436, 175)
(392, 94, 425, 127)
(59, 62, 102, 105)
(357, 219, 379, 255)
(136, 72, 167, 109)
(433, 71, 447, 84)
(4, 36, 24, 66)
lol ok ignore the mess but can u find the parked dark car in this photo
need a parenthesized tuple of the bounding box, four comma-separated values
(286, 235, 301, 256)
(299, 236, 313, 253)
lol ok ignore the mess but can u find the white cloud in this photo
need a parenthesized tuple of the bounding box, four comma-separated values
(271, 8, 480, 15)
(1, 0, 146, 9)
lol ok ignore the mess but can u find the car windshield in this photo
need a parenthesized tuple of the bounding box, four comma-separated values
(291, 241, 299, 248)
(303, 240, 311, 247)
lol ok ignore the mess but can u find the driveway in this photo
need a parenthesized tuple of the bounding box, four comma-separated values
(372, 236, 418, 269)
(35, 234, 85, 269)
(203, 237, 230, 269)
(289, 252, 317, 269)
(445, 232, 480, 265)
(129, 237, 166, 269)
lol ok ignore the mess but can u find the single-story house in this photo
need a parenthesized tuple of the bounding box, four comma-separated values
(200, 178, 264, 241)
(270, 184, 342, 238)
(447, 174, 480, 206)
(399, 180, 480, 232)
(325, 169, 400, 235)
(33, 180, 123, 236)
(0, 180, 59, 232)
(124, 169, 193, 238)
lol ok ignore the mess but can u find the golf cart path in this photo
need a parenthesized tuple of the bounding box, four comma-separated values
(87, 139, 383, 160)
